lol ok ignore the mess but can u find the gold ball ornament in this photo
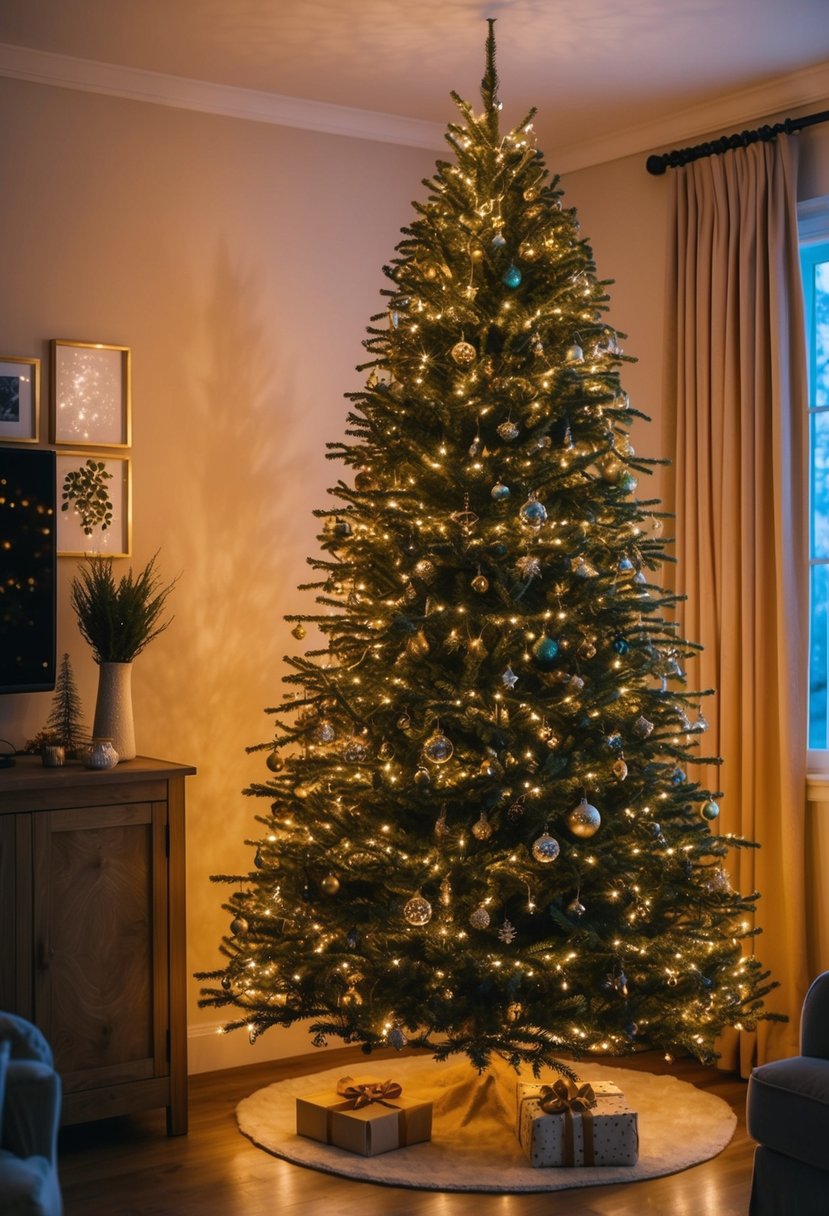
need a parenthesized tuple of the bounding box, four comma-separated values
(451, 340, 477, 367)
(266, 750, 283, 772)
(471, 811, 493, 840)
(471, 573, 490, 593)
(403, 895, 433, 926)
(291, 623, 307, 640)
(469, 905, 491, 930)
(321, 874, 340, 895)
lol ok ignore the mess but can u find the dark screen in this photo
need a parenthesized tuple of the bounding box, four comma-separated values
(0, 447, 56, 693)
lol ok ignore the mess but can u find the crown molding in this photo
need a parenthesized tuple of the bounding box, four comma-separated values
(0, 40, 827, 170)
(0, 41, 446, 150)
(551, 58, 829, 175)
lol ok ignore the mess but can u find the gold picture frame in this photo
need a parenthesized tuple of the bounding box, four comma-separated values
(0, 356, 40, 443)
(56, 451, 132, 558)
(51, 340, 131, 448)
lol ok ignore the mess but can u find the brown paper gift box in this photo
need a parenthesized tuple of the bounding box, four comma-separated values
(296, 1087, 432, 1157)
(516, 1081, 639, 1167)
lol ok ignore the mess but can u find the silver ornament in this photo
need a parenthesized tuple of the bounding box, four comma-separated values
(423, 730, 453, 764)
(497, 420, 520, 442)
(532, 833, 561, 863)
(567, 797, 601, 838)
(567, 898, 586, 918)
(469, 905, 491, 930)
(413, 559, 437, 584)
(313, 719, 336, 744)
(634, 715, 654, 738)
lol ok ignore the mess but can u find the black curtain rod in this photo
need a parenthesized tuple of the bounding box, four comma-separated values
(645, 107, 829, 175)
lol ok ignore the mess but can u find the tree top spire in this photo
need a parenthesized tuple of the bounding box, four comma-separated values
(481, 18, 500, 124)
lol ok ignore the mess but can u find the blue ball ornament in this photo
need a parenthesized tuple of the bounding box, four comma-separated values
(618, 556, 634, 572)
(502, 264, 522, 289)
(701, 799, 720, 821)
(491, 482, 511, 501)
(672, 768, 686, 784)
(533, 637, 560, 668)
(612, 636, 630, 655)
(619, 472, 638, 494)
(492, 231, 506, 248)
(519, 497, 547, 527)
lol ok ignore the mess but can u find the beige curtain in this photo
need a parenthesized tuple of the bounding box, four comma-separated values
(668, 135, 809, 1072)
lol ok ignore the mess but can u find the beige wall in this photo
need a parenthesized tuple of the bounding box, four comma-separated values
(1, 72, 828, 1070)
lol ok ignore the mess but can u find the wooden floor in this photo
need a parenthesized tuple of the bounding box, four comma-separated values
(58, 1047, 754, 1216)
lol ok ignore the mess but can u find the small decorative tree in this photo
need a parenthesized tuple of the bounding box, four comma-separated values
(43, 652, 88, 757)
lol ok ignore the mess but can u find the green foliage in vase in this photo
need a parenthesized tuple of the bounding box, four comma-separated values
(70, 553, 177, 664)
(198, 24, 781, 1074)
(62, 458, 113, 536)
(42, 652, 89, 757)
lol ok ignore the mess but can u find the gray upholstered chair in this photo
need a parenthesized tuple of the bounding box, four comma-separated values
(746, 971, 829, 1216)
(0, 1012, 63, 1216)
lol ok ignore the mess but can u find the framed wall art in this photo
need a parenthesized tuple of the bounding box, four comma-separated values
(56, 451, 131, 557)
(51, 340, 131, 448)
(0, 356, 40, 443)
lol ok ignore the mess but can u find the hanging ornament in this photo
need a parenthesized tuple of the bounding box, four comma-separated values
(333, 517, 352, 537)
(423, 730, 454, 764)
(612, 636, 630, 655)
(451, 340, 477, 367)
(514, 554, 542, 580)
(498, 919, 518, 944)
(397, 711, 412, 731)
(403, 895, 433, 926)
(572, 555, 599, 578)
(502, 667, 519, 689)
(414, 767, 431, 787)
(578, 639, 597, 660)
(230, 915, 249, 936)
(695, 714, 710, 733)
(435, 806, 449, 838)
(519, 494, 547, 528)
(346, 928, 359, 949)
(221, 975, 232, 991)
(671, 767, 686, 785)
(567, 797, 602, 838)
(468, 436, 481, 458)
(387, 1027, 408, 1050)
(497, 420, 520, 441)
(532, 832, 561, 863)
(599, 454, 622, 482)
(491, 481, 511, 501)
(254, 847, 265, 868)
(505, 1002, 523, 1024)
(450, 494, 479, 535)
(342, 986, 363, 1007)
(569, 674, 585, 692)
(491, 230, 506, 248)
(378, 741, 394, 761)
(471, 811, 493, 840)
(313, 719, 336, 744)
(354, 470, 376, 491)
(613, 756, 629, 781)
(471, 572, 490, 593)
(343, 733, 370, 762)
(543, 729, 560, 750)
(532, 636, 559, 669)
(507, 795, 526, 823)
(413, 559, 437, 584)
(564, 342, 584, 365)
(701, 799, 721, 821)
(469, 905, 491, 929)
(532, 337, 544, 355)
(618, 555, 635, 575)
(619, 472, 638, 494)
(406, 630, 430, 658)
(568, 897, 586, 918)
(479, 755, 503, 780)
(266, 750, 283, 773)
(440, 875, 452, 906)
(321, 874, 341, 895)
(633, 715, 654, 737)
(291, 622, 307, 640)
(502, 264, 522, 289)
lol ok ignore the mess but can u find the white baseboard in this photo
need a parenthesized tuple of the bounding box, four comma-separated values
(187, 1018, 341, 1075)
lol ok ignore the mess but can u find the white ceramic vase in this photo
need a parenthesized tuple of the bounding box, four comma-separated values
(93, 662, 136, 761)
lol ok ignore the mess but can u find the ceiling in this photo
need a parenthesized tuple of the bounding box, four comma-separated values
(2, 0, 829, 168)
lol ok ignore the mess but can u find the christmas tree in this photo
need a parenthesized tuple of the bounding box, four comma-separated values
(43, 652, 88, 757)
(199, 23, 779, 1073)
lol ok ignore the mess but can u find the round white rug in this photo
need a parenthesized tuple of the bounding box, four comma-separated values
(236, 1054, 737, 1193)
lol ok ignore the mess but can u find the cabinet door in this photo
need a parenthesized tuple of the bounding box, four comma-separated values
(32, 802, 169, 1095)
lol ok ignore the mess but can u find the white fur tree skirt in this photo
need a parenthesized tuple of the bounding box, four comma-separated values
(236, 1054, 737, 1193)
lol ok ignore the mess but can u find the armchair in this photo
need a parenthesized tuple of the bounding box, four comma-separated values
(0, 1013, 63, 1216)
(746, 971, 829, 1216)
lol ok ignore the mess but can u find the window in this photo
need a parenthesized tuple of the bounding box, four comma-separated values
(804, 225, 829, 750)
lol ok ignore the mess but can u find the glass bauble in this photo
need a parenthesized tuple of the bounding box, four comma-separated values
(291, 623, 307, 640)
(403, 895, 433, 926)
(343, 734, 370, 762)
(497, 420, 519, 441)
(701, 799, 720, 821)
(414, 559, 437, 583)
(613, 757, 629, 780)
(469, 905, 491, 929)
(266, 750, 283, 772)
(471, 811, 493, 840)
(471, 573, 490, 593)
(491, 482, 511, 501)
(314, 719, 336, 744)
(532, 833, 561, 863)
(230, 916, 249, 936)
(423, 731, 453, 764)
(502, 264, 522, 289)
(567, 797, 602, 838)
(520, 496, 547, 527)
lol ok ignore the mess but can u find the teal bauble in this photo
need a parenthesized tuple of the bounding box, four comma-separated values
(519, 496, 547, 527)
(502, 264, 522, 289)
(612, 636, 630, 655)
(533, 637, 560, 668)
(701, 799, 720, 821)
(491, 482, 511, 501)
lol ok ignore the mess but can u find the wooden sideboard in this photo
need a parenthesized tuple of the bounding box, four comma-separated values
(0, 755, 195, 1135)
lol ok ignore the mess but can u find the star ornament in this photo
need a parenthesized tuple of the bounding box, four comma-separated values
(502, 666, 519, 689)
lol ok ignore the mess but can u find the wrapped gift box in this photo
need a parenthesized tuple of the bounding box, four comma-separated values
(516, 1079, 638, 1167)
(296, 1075, 432, 1157)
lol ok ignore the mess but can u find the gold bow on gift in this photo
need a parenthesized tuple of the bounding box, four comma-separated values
(336, 1077, 403, 1110)
(538, 1078, 597, 1115)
